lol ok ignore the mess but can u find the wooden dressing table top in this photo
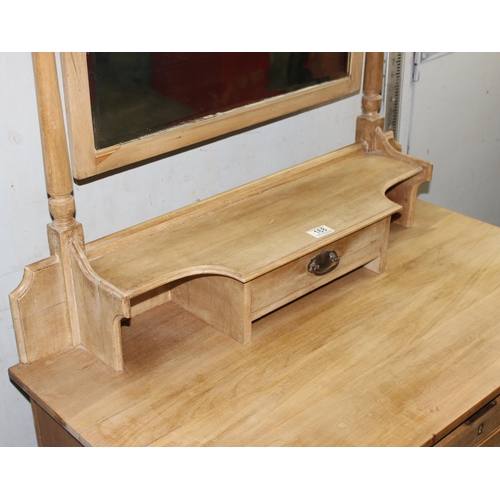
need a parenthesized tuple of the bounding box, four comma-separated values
(9, 201, 500, 446)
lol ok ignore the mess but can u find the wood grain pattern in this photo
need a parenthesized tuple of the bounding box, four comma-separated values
(434, 399, 500, 447)
(60, 52, 97, 180)
(9, 257, 71, 363)
(171, 275, 251, 344)
(477, 426, 500, 446)
(32, 400, 82, 447)
(9, 201, 500, 446)
(375, 129, 433, 227)
(69, 240, 130, 371)
(11, 52, 450, 445)
(32, 53, 75, 228)
(250, 218, 388, 319)
(88, 151, 421, 296)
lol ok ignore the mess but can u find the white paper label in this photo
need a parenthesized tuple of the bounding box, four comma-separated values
(307, 225, 334, 238)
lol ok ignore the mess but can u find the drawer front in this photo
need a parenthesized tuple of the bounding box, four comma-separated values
(435, 399, 500, 447)
(250, 218, 388, 320)
(477, 426, 500, 447)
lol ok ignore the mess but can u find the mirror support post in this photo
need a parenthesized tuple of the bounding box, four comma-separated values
(32, 52, 84, 346)
(32, 52, 77, 230)
(356, 52, 385, 150)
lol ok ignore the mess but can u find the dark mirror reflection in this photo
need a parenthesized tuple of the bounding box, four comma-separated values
(88, 53, 349, 150)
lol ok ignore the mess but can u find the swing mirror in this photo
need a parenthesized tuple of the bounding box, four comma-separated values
(61, 52, 363, 179)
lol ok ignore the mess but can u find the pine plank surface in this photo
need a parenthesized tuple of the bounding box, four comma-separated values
(88, 153, 419, 295)
(10, 201, 500, 446)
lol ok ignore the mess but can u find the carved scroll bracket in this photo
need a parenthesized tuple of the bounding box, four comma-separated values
(375, 128, 434, 228)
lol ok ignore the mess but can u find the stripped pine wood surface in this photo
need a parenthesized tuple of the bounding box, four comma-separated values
(88, 153, 421, 296)
(10, 201, 500, 446)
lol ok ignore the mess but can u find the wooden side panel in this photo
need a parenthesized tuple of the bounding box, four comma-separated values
(9, 257, 71, 364)
(69, 240, 130, 371)
(363, 216, 391, 274)
(171, 275, 251, 344)
(32, 400, 83, 447)
(130, 284, 170, 316)
(47, 222, 85, 346)
(375, 129, 433, 228)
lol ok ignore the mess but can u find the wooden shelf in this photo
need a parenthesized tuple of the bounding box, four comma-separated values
(10, 131, 431, 374)
(87, 147, 418, 291)
(58, 132, 431, 371)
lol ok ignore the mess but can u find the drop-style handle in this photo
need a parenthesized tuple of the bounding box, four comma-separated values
(307, 250, 340, 275)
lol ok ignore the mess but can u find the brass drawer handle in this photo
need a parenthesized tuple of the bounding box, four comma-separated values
(308, 250, 340, 275)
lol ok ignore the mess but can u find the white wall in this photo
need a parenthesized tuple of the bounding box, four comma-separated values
(1, 53, 49, 446)
(405, 52, 500, 227)
(0, 52, 362, 446)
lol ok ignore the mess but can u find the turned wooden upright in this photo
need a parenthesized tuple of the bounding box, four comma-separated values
(32, 53, 76, 230)
(356, 52, 385, 149)
(355, 53, 432, 227)
(32, 53, 84, 347)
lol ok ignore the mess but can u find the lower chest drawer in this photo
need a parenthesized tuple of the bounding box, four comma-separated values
(435, 398, 500, 447)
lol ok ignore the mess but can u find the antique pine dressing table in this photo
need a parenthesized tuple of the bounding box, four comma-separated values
(8, 53, 500, 446)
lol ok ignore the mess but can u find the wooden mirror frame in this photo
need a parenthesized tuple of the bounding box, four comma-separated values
(60, 52, 363, 180)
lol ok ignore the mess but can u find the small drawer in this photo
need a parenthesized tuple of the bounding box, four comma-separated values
(250, 218, 389, 320)
(435, 399, 500, 447)
(172, 218, 390, 346)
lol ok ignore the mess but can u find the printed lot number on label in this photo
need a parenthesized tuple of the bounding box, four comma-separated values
(307, 225, 334, 238)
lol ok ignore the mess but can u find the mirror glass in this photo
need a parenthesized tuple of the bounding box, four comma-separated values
(87, 53, 349, 149)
